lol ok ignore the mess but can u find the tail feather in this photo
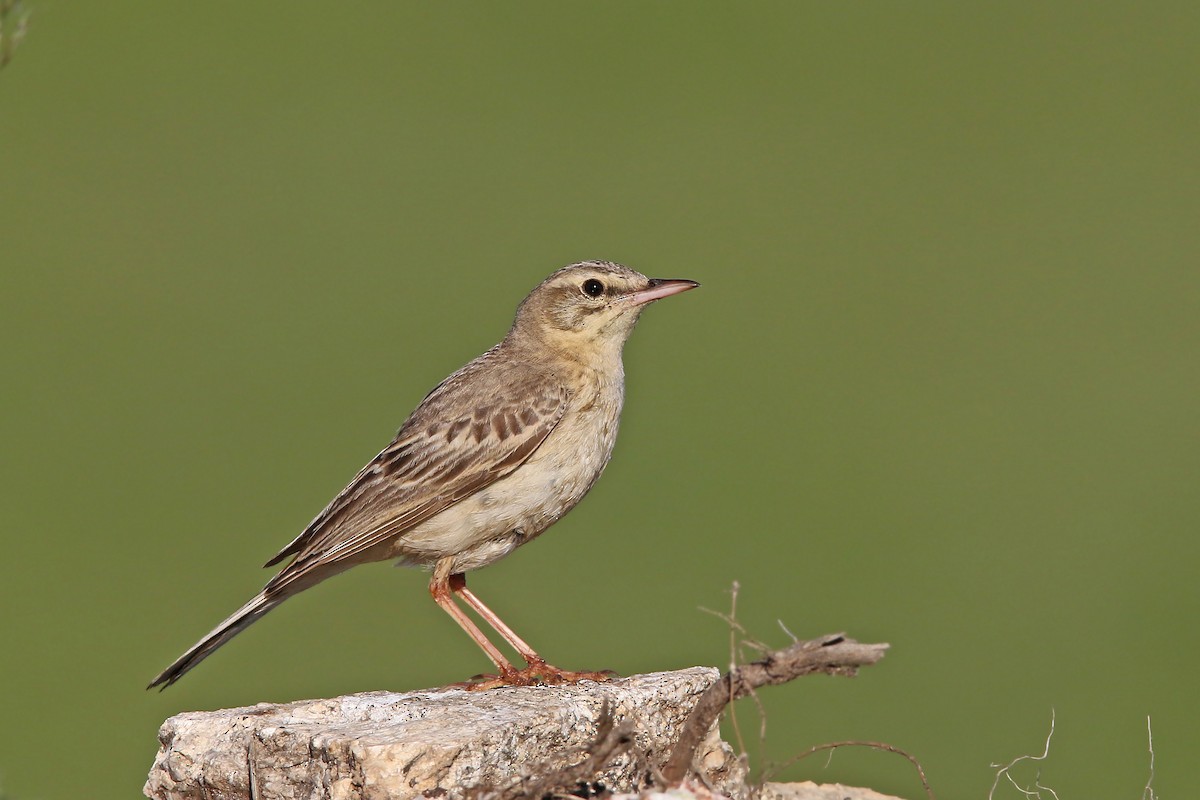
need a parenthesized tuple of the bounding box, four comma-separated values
(148, 591, 282, 691)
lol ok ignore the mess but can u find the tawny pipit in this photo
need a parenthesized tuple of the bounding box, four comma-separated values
(149, 261, 698, 690)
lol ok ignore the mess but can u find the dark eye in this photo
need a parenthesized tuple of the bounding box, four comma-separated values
(581, 278, 605, 298)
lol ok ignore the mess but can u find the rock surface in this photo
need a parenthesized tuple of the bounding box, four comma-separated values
(145, 668, 905, 800)
(759, 782, 907, 800)
(619, 785, 906, 800)
(145, 668, 743, 800)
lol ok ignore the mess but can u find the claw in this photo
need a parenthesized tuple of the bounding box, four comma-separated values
(444, 662, 618, 691)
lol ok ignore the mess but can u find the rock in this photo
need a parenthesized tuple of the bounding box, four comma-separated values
(591, 780, 908, 800)
(145, 667, 745, 800)
(759, 782, 908, 800)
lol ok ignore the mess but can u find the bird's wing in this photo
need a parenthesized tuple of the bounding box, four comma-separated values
(263, 374, 568, 593)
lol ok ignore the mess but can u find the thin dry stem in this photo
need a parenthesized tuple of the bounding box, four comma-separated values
(1142, 715, 1157, 800)
(988, 709, 1059, 800)
(773, 740, 936, 800)
(703, 583, 812, 783)
(724, 582, 748, 760)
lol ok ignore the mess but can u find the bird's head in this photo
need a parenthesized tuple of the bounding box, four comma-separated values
(509, 261, 698, 361)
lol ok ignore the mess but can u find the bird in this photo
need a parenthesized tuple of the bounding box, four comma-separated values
(148, 261, 698, 691)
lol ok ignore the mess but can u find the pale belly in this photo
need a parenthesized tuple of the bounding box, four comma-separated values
(389, 395, 622, 573)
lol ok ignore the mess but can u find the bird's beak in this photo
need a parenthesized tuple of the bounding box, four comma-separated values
(623, 279, 700, 307)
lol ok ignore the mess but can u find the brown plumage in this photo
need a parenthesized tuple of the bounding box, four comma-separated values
(149, 261, 698, 690)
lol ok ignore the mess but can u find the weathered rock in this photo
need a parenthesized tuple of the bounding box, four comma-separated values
(145, 667, 744, 800)
(600, 780, 907, 800)
(759, 782, 908, 800)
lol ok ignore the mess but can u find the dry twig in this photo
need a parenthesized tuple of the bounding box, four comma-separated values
(988, 710, 1059, 800)
(701, 580, 773, 778)
(775, 740, 936, 800)
(1141, 715, 1157, 800)
(661, 632, 889, 785)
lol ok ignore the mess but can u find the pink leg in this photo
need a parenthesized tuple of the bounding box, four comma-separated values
(449, 573, 544, 666)
(429, 561, 517, 677)
(447, 571, 616, 689)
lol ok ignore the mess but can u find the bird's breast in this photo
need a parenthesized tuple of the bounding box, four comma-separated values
(392, 372, 625, 572)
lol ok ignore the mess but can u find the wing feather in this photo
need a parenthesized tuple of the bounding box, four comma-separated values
(263, 361, 567, 594)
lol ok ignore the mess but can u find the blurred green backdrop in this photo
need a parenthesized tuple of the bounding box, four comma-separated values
(2, 3, 1196, 799)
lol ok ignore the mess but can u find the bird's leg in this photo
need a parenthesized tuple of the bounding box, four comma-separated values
(428, 561, 518, 680)
(448, 572, 543, 665)
(449, 572, 617, 688)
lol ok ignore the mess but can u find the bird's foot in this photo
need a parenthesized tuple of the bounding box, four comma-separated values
(510, 659, 618, 687)
(450, 660, 618, 691)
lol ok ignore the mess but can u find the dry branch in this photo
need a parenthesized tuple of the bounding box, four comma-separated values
(662, 633, 890, 785)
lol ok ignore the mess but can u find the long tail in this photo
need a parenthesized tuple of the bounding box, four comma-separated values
(147, 590, 284, 691)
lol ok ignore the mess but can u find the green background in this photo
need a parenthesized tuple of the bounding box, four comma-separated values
(2, 3, 1196, 798)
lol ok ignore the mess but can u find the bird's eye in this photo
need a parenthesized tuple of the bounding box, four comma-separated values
(581, 278, 605, 298)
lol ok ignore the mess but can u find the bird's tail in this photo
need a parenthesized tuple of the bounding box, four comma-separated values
(147, 590, 283, 691)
